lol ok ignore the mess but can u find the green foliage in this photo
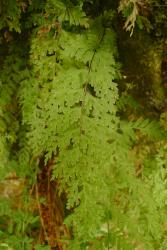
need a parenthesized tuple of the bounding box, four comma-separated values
(0, 0, 167, 249)
(0, 0, 22, 32)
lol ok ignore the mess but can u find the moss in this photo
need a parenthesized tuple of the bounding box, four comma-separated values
(118, 28, 165, 111)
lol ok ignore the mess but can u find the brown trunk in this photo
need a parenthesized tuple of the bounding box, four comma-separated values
(36, 158, 70, 249)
